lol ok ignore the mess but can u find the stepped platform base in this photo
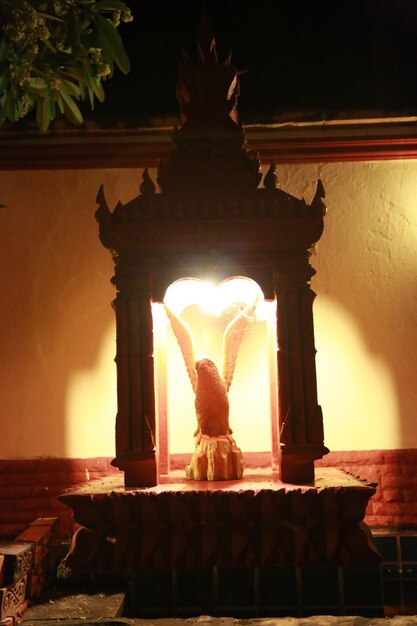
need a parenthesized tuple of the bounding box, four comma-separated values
(59, 468, 381, 573)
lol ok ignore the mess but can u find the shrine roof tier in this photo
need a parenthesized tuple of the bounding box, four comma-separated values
(96, 172, 326, 260)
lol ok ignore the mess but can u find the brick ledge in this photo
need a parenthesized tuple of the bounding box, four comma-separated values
(1, 450, 416, 538)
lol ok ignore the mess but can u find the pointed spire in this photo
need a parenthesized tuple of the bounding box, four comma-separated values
(95, 184, 110, 217)
(196, 7, 218, 64)
(140, 169, 156, 196)
(311, 179, 326, 215)
(96, 184, 106, 206)
(264, 163, 279, 189)
(114, 200, 124, 214)
(315, 179, 325, 199)
(224, 49, 232, 65)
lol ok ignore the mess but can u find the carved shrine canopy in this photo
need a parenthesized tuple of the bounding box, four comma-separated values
(96, 17, 328, 488)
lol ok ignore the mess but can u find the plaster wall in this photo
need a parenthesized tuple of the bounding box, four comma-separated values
(0, 160, 415, 458)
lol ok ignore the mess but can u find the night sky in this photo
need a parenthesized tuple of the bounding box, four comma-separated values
(88, 0, 417, 125)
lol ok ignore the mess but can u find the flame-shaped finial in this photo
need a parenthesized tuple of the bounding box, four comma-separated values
(197, 8, 218, 64)
(311, 179, 326, 215)
(264, 163, 279, 189)
(140, 169, 156, 196)
(96, 184, 107, 207)
(95, 184, 111, 220)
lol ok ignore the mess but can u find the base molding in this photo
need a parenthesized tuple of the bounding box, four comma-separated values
(59, 468, 380, 573)
(1, 449, 417, 540)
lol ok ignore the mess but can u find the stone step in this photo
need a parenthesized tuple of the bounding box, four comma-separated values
(22, 592, 125, 622)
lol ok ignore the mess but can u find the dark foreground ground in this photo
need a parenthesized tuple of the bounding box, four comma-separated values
(21, 592, 417, 626)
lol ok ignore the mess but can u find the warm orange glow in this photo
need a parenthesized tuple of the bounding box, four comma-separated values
(1, 163, 416, 463)
(153, 277, 277, 470)
(314, 296, 400, 450)
(66, 323, 117, 457)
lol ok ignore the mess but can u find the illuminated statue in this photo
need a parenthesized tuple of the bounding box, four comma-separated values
(164, 299, 257, 480)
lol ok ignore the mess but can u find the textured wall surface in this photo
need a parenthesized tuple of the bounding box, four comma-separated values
(0, 161, 416, 458)
(0, 169, 136, 458)
(317, 449, 417, 528)
(0, 457, 120, 539)
(277, 160, 417, 451)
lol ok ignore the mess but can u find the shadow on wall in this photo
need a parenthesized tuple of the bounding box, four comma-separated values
(0, 169, 138, 459)
(1, 161, 415, 460)
(284, 159, 417, 451)
(59, 161, 417, 458)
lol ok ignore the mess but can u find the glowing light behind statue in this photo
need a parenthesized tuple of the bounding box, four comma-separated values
(162, 277, 266, 480)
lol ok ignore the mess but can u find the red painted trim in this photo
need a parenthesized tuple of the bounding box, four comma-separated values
(253, 136, 417, 163)
(2, 127, 417, 170)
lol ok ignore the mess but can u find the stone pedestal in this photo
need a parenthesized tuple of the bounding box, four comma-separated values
(185, 435, 243, 481)
(59, 468, 381, 573)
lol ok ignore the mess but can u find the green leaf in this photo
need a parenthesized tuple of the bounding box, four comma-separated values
(96, 14, 130, 74)
(60, 79, 81, 98)
(28, 78, 48, 90)
(60, 67, 84, 94)
(91, 76, 105, 102)
(0, 72, 9, 92)
(36, 98, 46, 129)
(37, 11, 64, 23)
(86, 86, 94, 109)
(95, 0, 130, 11)
(61, 67, 83, 80)
(0, 40, 9, 62)
(60, 89, 84, 125)
(43, 39, 57, 53)
(85, 79, 105, 110)
(81, 64, 105, 104)
(45, 91, 56, 120)
(56, 92, 65, 114)
(5, 88, 20, 122)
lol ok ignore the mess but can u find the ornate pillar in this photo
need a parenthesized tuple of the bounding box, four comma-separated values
(110, 262, 157, 487)
(274, 252, 328, 484)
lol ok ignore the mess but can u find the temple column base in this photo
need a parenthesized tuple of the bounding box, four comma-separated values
(280, 444, 330, 484)
(111, 452, 157, 488)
